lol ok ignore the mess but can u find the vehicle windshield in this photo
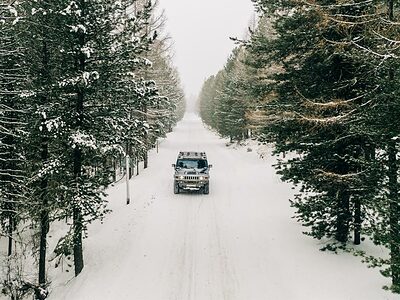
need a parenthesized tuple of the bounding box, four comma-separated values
(176, 159, 208, 169)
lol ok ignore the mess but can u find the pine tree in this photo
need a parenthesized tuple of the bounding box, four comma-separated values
(199, 48, 249, 142)
(216, 48, 249, 142)
(199, 75, 218, 128)
(360, 0, 400, 291)
(108, 0, 159, 178)
(0, 1, 27, 259)
(20, 0, 66, 288)
(249, 0, 400, 290)
(248, 0, 385, 247)
(53, 0, 120, 276)
(146, 41, 186, 136)
(130, 0, 185, 167)
(1, 0, 186, 296)
(199, 0, 400, 292)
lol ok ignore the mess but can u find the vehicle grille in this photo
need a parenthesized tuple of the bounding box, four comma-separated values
(184, 176, 198, 181)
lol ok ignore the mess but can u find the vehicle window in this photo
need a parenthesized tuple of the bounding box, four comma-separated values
(176, 159, 207, 169)
(197, 160, 206, 168)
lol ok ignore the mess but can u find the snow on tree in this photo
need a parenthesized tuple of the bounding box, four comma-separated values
(200, 45, 251, 143)
(199, 0, 400, 293)
(1, 1, 186, 297)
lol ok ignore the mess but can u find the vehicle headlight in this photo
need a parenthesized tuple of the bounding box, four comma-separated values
(179, 175, 184, 180)
(199, 176, 204, 180)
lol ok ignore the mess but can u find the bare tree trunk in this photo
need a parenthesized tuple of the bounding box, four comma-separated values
(126, 143, 131, 205)
(38, 136, 49, 285)
(335, 188, 350, 243)
(112, 159, 117, 182)
(143, 103, 148, 169)
(73, 205, 84, 276)
(144, 152, 148, 169)
(73, 5, 85, 275)
(38, 34, 50, 287)
(354, 198, 361, 245)
(388, 140, 400, 287)
(38, 209, 49, 285)
(127, 144, 133, 179)
(4, 137, 16, 257)
(7, 215, 13, 256)
(73, 115, 84, 276)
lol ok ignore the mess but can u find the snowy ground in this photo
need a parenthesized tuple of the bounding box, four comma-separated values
(48, 113, 396, 300)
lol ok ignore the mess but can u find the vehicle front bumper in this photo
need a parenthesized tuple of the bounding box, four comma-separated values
(175, 180, 208, 191)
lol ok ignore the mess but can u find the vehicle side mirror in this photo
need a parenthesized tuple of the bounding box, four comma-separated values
(172, 164, 176, 168)
(208, 164, 213, 168)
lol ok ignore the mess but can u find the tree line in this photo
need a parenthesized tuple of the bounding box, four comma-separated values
(0, 0, 185, 299)
(199, 0, 400, 293)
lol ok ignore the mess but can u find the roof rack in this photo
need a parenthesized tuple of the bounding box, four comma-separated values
(177, 151, 207, 159)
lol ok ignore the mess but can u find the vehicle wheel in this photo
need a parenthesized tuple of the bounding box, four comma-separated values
(174, 181, 180, 194)
(203, 183, 209, 194)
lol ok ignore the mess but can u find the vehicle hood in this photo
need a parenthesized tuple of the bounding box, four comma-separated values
(175, 168, 209, 175)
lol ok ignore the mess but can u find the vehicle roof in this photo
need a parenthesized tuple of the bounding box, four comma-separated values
(177, 151, 207, 160)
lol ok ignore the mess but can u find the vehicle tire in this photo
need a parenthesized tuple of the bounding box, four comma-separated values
(174, 181, 180, 194)
(203, 183, 209, 194)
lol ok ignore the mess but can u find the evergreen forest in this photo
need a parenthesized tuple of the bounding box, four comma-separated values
(199, 0, 400, 293)
(0, 1, 185, 299)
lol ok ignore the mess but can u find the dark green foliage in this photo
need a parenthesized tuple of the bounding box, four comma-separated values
(199, 48, 248, 142)
(199, 0, 400, 292)
(0, 0, 185, 296)
(250, 0, 400, 290)
(199, 75, 218, 128)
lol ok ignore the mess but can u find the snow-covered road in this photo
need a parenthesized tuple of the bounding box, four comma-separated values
(49, 113, 396, 300)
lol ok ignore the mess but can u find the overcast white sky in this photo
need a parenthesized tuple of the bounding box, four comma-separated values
(157, 0, 255, 99)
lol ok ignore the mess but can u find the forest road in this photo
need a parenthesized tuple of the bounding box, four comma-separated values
(49, 113, 397, 300)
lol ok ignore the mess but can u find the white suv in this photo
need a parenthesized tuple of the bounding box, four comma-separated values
(172, 151, 212, 194)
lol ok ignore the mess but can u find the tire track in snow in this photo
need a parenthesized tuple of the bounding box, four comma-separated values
(210, 148, 241, 300)
(180, 200, 195, 300)
(165, 196, 199, 300)
(179, 198, 205, 300)
(48, 113, 397, 300)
